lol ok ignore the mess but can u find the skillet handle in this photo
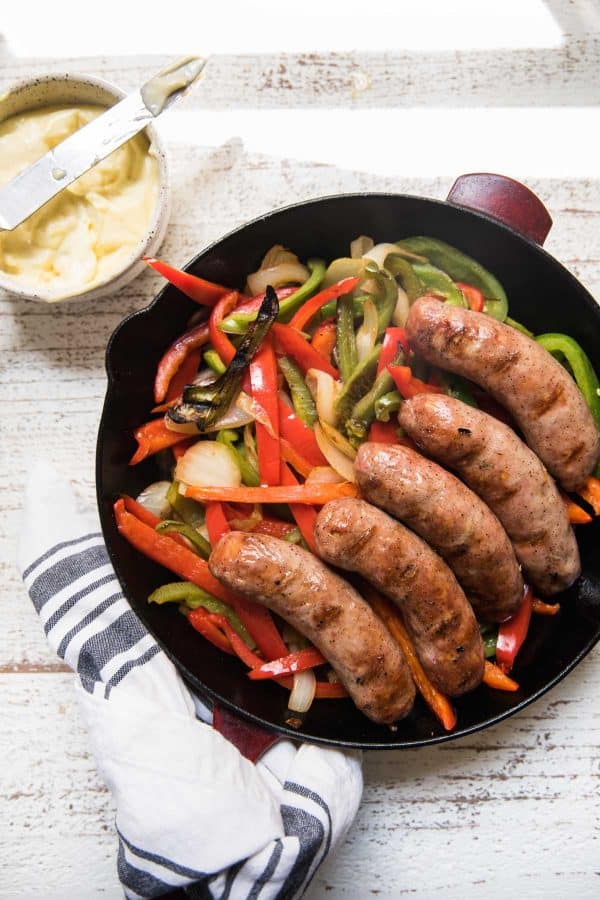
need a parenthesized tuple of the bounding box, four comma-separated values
(447, 173, 552, 246)
(213, 703, 280, 762)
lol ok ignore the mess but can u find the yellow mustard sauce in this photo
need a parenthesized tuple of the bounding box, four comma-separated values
(0, 105, 159, 298)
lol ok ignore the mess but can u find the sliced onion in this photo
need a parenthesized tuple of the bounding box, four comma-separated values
(136, 481, 172, 519)
(237, 392, 277, 438)
(350, 235, 374, 259)
(362, 242, 399, 270)
(306, 369, 340, 426)
(175, 440, 242, 488)
(164, 392, 255, 434)
(355, 297, 378, 362)
(288, 668, 317, 714)
(243, 424, 259, 471)
(247, 245, 309, 295)
(320, 420, 357, 459)
(321, 257, 365, 289)
(314, 423, 356, 483)
(392, 285, 410, 326)
(306, 466, 344, 484)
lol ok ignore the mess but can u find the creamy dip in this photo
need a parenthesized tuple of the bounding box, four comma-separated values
(0, 105, 159, 299)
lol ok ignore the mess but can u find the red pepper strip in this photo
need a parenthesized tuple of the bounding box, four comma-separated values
(188, 608, 234, 654)
(368, 420, 401, 444)
(154, 322, 210, 403)
(455, 281, 485, 312)
(248, 647, 326, 680)
(483, 661, 519, 691)
(122, 495, 161, 528)
(496, 587, 533, 674)
(205, 501, 231, 546)
(563, 494, 593, 525)
(388, 365, 445, 400)
(183, 481, 358, 505)
(280, 438, 314, 478)
(209, 291, 240, 366)
(129, 418, 192, 465)
(314, 681, 348, 698)
(172, 439, 195, 461)
(289, 277, 361, 331)
(311, 320, 337, 362)
(532, 598, 561, 616)
(377, 327, 410, 376)
(144, 258, 230, 306)
(272, 323, 339, 378)
(114, 499, 234, 602)
(162, 347, 202, 408)
(278, 398, 328, 467)
(578, 475, 600, 516)
(280, 462, 319, 554)
(250, 335, 280, 485)
(251, 517, 298, 539)
(208, 615, 292, 689)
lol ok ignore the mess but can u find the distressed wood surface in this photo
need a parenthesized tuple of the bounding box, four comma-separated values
(1, 5, 599, 898)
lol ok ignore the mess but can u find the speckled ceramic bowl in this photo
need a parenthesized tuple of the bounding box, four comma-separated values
(0, 73, 171, 303)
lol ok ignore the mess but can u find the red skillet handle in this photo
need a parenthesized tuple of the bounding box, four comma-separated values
(213, 703, 280, 762)
(447, 173, 552, 246)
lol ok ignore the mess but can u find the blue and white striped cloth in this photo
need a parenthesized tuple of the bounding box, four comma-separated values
(17, 463, 363, 899)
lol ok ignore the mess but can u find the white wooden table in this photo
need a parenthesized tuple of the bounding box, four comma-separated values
(1, 3, 599, 897)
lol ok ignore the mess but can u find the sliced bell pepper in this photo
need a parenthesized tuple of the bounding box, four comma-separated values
(205, 501, 231, 546)
(563, 494, 593, 525)
(114, 499, 233, 603)
(248, 647, 326, 680)
(144, 257, 230, 306)
(156, 348, 202, 411)
(183, 481, 357, 506)
(483, 660, 519, 691)
(209, 291, 240, 366)
(156, 520, 211, 558)
(368, 420, 401, 444)
(578, 475, 600, 516)
(187, 607, 234, 654)
(496, 587, 533, 674)
(154, 322, 210, 404)
(129, 418, 192, 465)
(172, 439, 195, 461)
(217, 286, 298, 334)
(388, 364, 445, 400)
(278, 357, 317, 426)
(280, 462, 319, 554)
(289, 276, 361, 331)
(250, 335, 280, 485)
(314, 681, 348, 698)
(280, 439, 314, 478)
(272, 323, 339, 378)
(122, 494, 162, 528)
(150, 583, 254, 646)
(532, 598, 561, 616)
(311, 320, 337, 362)
(377, 327, 410, 376)
(455, 281, 485, 312)
(536, 333, 600, 430)
(278, 399, 328, 467)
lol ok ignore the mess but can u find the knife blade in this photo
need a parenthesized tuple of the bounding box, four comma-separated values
(0, 56, 206, 232)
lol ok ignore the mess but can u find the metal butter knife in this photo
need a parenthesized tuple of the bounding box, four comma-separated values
(0, 56, 207, 232)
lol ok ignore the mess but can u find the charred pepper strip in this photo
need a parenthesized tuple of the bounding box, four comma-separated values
(170, 287, 279, 431)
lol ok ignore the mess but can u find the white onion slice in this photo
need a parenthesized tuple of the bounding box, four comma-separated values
(247, 245, 309, 295)
(237, 392, 277, 438)
(350, 235, 374, 259)
(306, 466, 344, 484)
(392, 285, 410, 326)
(175, 441, 241, 488)
(319, 420, 357, 460)
(314, 424, 356, 483)
(355, 297, 378, 362)
(362, 242, 399, 270)
(136, 481, 172, 519)
(305, 369, 340, 426)
(288, 668, 317, 713)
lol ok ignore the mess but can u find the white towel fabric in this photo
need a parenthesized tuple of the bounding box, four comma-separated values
(17, 462, 363, 899)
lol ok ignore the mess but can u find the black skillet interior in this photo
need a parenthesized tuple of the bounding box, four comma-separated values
(97, 193, 600, 749)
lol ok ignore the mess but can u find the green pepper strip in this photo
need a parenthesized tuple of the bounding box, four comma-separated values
(506, 316, 534, 337)
(283, 527, 302, 543)
(335, 343, 381, 425)
(219, 259, 326, 333)
(148, 581, 255, 648)
(410, 261, 466, 307)
(316, 293, 368, 325)
(278, 356, 317, 426)
(433, 370, 478, 408)
(336, 294, 358, 382)
(167, 480, 205, 529)
(216, 429, 261, 486)
(156, 520, 212, 558)
(374, 390, 402, 422)
(171, 287, 279, 430)
(483, 631, 498, 659)
(396, 236, 509, 321)
(373, 267, 399, 334)
(384, 254, 423, 301)
(346, 349, 405, 445)
(203, 349, 227, 375)
(536, 333, 600, 429)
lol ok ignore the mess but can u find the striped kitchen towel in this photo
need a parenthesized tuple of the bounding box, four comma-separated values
(17, 462, 362, 900)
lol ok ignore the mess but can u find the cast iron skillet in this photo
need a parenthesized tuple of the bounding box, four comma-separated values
(97, 174, 600, 758)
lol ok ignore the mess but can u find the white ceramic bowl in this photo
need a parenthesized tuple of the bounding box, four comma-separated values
(0, 73, 171, 303)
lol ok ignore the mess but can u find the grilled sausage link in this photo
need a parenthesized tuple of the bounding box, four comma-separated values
(406, 297, 600, 491)
(399, 394, 580, 595)
(355, 442, 524, 621)
(209, 531, 416, 725)
(314, 498, 484, 697)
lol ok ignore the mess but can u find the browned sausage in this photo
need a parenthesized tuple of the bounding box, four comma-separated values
(399, 394, 580, 595)
(355, 442, 524, 621)
(314, 498, 484, 697)
(406, 297, 600, 491)
(209, 530, 416, 725)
